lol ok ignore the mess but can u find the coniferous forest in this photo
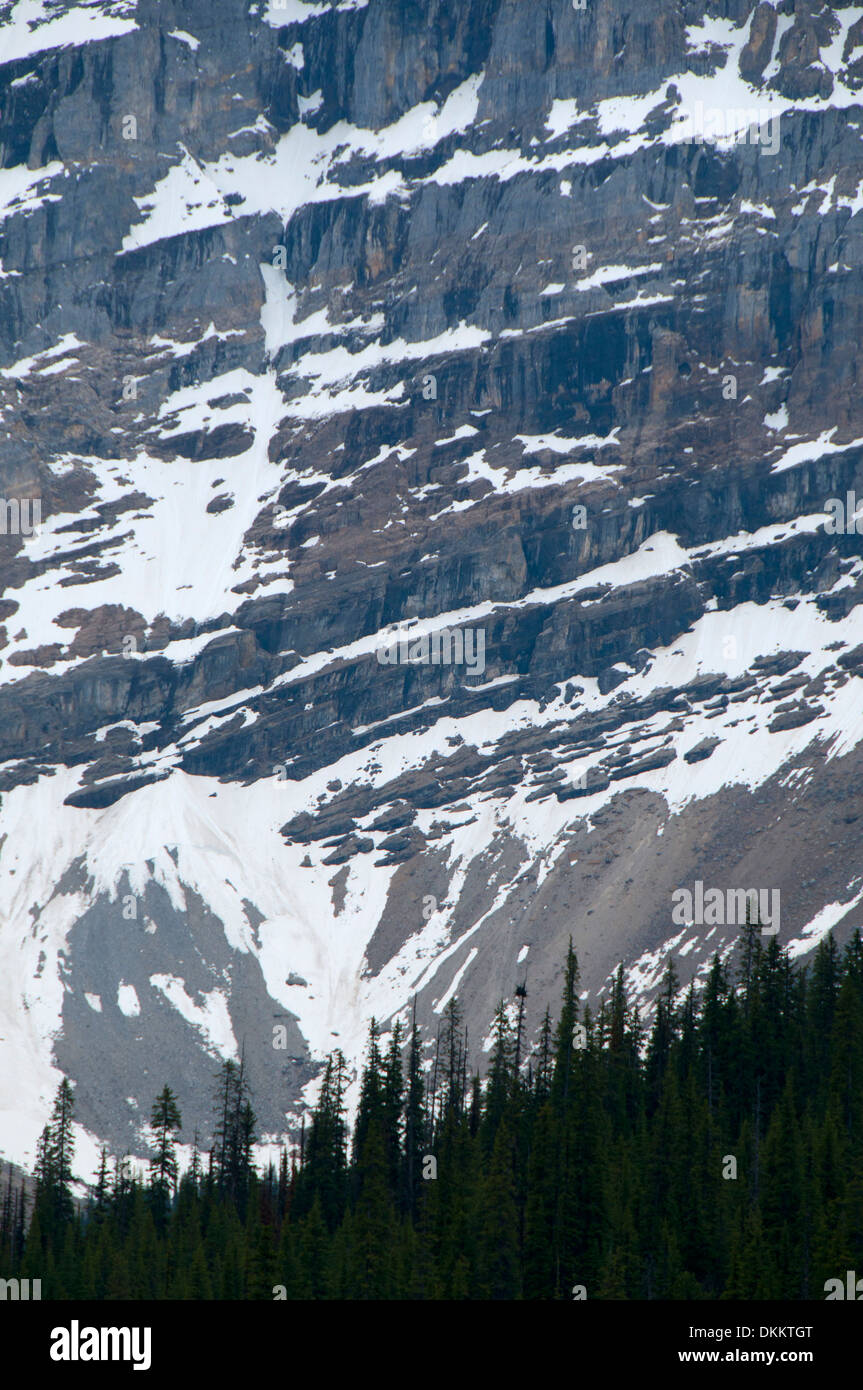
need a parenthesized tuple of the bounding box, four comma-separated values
(3, 921, 863, 1301)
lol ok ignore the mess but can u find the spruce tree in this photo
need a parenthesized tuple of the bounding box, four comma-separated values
(403, 1003, 427, 1217)
(148, 1085, 182, 1229)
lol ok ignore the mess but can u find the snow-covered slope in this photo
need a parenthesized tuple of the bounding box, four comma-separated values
(2, 0, 863, 1174)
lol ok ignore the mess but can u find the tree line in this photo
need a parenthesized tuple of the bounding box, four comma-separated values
(2, 917, 863, 1299)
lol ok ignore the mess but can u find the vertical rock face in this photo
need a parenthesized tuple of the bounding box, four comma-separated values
(739, 1, 778, 81)
(1, 0, 863, 1166)
(771, 0, 837, 98)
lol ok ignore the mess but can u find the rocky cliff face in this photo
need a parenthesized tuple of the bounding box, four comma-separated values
(1, 0, 863, 1171)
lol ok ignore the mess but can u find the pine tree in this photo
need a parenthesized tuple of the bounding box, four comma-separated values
(91, 1147, 111, 1223)
(403, 1002, 427, 1217)
(738, 896, 763, 1001)
(296, 1052, 348, 1231)
(148, 1085, 182, 1229)
(348, 1113, 399, 1298)
(645, 958, 680, 1112)
(212, 1057, 257, 1215)
(381, 1021, 404, 1201)
(33, 1078, 76, 1248)
(482, 1000, 514, 1145)
(439, 998, 467, 1120)
(551, 939, 580, 1110)
(533, 1007, 553, 1104)
(476, 1119, 521, 1299)
(353, 1019, 384, 1175)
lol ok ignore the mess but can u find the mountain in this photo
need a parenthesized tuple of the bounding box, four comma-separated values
(1, 0, 863, 1172)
